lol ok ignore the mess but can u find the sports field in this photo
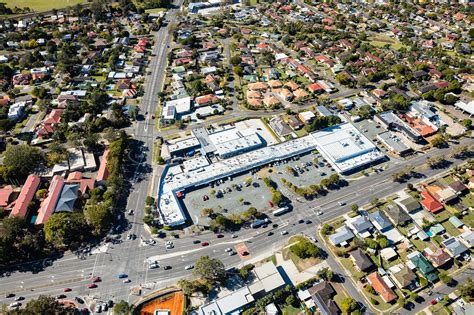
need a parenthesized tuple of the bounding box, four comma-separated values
(140, 291, 184, 315)
(6, 0, 85, 12)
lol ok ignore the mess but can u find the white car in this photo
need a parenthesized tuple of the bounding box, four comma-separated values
(9, 302, 21, 310)
(127, 209, 134, 215)
(281, 230, 288, 235)
(338, 201, 346, 206)
(224, 248, 232, 252)
(123, 279, 131, 283)
(185, 265, 194, 270)
(231, 234, 238, 238)
(317, 211, 323, 215)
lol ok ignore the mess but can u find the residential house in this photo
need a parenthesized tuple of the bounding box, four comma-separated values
(35, 175, 64, 225)
(298, 111, 315, 124)
(426, 185, 457, 204)
(420, 190, 444, 213)
(368, 210, 392, 233)
(407, 251, 438, 282)
(307, 281, 340, 315)
(55, 184, 79, 212)
(441, 237, 468, 258)
(35, 109, 63, 138)
(381, 247, 398, 261)
(10, 175, 41, 219)
(366, 272, 397, 303)
(287, 116, 303, 130)
(96, 149, 110, 183)
(448, 181, 468, 196)
(268, 117, 293, 138)
(346, 215, 373, 238)
(349, 248, 374, 272)
(395, 196, 421, 213)
(459, 230, 474, 248)
(389, 264, 418, 290)
(448, 216, 464, 229)
(423, 248, 451, 268)
(0, 185, 14, 208)
(329, 226, 354, 247)
(384, 204, 411, 226)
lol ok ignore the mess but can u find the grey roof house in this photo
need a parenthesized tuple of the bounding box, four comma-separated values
(369, 210, 393, 232)
(55, 184, 80, 212)
(442, 237, 468, 258)
(384, 204, 411, 226)
(395, 196, 421, 213)
(307, 281, 340, 315)
(349, 248, 374, 272)
(329, 226, 354, 247)
(346, 215, 373, 237)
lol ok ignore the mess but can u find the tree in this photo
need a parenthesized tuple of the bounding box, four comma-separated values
(113, 300, 132, 315)
(239, 264, 254, 279)
(340, 297, 359, 313)
(193, 256, 226, 283)
(233, 65, 243, 77)
(230, 55, 242, 66)
(398, 296, 407, 308)
(3, 145, 43, 179)
(84, 201, 112, 235)
(177, 279, 197, 295)
(15, 295, 74, 314)
(431, 135, 447, 148)
(461, 119, 472, 129)
(458, 278, 474, 300)
(427, 156, 446, 168)
(438, 271, 454, 285)
(317, 267, 334, 281)
(285, 295, 296, 307)
(201, 208, 215, 217)
(321, 224, 334, 236)
(43, 212, 89, 249)
(271, 190, 283, 206)
(290, 238, 320, 259)
(365, 238, 380, 250)
(450, 145, 469, 159)
(365, 285, 376, 294)
(351, 204, 359, 212)
(376, 234, 389, 249)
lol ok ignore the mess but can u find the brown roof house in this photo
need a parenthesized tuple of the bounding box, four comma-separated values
(307, 281, 340, 315)
(389, 265, 418, 290)
(349, 248, 374, 273)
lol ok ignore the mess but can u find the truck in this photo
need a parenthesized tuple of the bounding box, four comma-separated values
(250, 218, 269, 229)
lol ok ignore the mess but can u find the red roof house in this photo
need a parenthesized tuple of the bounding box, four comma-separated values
(10, 175, 41, 219)
(0, 185, 14, 207)
(367, 272, 397, 303)
(96, 150, 110, 182)
(420, 190, 444, 213)
(35, 175, 64, 225)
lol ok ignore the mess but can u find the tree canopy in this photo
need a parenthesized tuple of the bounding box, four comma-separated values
(43, 212, 90, 249)
(193, 256, 226, 283)
(2, 145, 43, 180)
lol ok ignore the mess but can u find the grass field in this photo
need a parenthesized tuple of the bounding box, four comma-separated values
(6, 0, 86, 12)
(368, 34, 406, 51)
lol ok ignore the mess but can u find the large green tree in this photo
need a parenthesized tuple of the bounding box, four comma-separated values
(2, 145, 43, 179)
(193, 256, 226, 283)
(10, 295, 74, 314)
(43, 212, 89, 249)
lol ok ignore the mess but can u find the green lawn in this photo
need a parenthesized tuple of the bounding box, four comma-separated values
(340, 257, 366, 280)
(442, 221, 461, 237)
(281, 304, 302, 315)
(411, 238, 428, 252)
(461, 193, 474, 208)
(435, 209, 453, 222)
(6, 0, 85, 12)
(249, 0, 259, 5)
(367, 34, 406, 50)
(145, 8, 166, 14)
(461, 210, 474, 228)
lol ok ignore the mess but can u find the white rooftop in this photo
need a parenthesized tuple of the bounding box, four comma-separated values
(165, 96, 191, 114)
(309, 122, 385, 173)
(167, 136, 200, 154)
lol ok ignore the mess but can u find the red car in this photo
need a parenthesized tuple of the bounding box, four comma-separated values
(92, 277, 101, 283)
(63, 288, 72, 292)
(87, 284, 97, 289)
(430, 299, 438, 305)
(201, 242, 209, 246)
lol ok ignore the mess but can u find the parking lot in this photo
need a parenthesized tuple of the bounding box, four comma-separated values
(180, 151, 337, 225)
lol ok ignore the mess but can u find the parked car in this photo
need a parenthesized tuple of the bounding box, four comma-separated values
(92, 277, 101, 282)
(56, 295, 66, 300)
(164, 266, 172, 270)
(201, 242, 210, 246)
(185, 265, 194, 270)
(87, 284, 97, 289)
(224, 248, 232, 252)
(281, 230, 288, 235)
(193, 240, 201, 244)
(123, 279, 131, 283)
(5, 293, 15, 298)
(14, 296, 24, 301)
(75, 297, 84, 304)
(117, 274, 128, 279)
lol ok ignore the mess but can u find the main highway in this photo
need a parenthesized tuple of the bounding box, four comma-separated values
(0, 1, 473, 312)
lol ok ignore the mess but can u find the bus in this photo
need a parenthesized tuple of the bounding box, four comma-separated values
(272, 207, 291, 216)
